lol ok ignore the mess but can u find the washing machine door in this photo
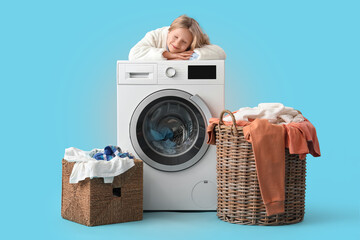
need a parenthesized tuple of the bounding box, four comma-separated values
(130, 89, 211, 172)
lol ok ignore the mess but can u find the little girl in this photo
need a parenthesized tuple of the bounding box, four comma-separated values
(129, 15, 226, 60)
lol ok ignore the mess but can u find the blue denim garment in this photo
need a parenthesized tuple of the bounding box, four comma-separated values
(93, 146, 134, 161)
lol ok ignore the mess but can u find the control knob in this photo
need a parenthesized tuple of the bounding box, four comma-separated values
(165, 67, 176, 78)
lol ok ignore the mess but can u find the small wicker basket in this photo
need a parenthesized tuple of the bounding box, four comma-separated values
(215, 110, 306, 226)
(61, 159, 143, 226)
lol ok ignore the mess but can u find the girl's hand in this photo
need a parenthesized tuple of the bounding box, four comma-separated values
(163, 51, 194, 60)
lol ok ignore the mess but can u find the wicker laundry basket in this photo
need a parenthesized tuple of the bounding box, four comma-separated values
(215, 110, 306, 226)
(61, 159, 143, 226)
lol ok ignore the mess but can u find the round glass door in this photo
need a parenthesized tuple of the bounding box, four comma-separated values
(130, 89, 210, 172)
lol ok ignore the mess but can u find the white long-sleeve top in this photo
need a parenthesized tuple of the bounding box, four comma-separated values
(128, 26, 226, 61)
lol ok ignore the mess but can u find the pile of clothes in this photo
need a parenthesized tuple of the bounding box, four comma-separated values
(63, 146, 134, 184)
(222, 102, 305, 124)
(90, 146, 133, 161)
(207, 103, 321, 216)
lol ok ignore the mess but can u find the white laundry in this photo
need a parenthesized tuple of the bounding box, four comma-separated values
(64, 147, 135, 184)
(223, 103, 305, 124)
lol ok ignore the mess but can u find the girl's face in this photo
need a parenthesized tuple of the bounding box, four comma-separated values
(167, 28, 193, 53)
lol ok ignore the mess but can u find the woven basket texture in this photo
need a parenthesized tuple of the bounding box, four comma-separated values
(61, 159, 143, 226)
(215, 110, 306, 226)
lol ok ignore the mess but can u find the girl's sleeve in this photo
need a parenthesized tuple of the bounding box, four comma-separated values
(129, 29, 167, 61)
(193, 44, 226, 60)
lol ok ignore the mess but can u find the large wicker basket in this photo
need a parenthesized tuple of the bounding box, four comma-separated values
(215, 110, 306, 226)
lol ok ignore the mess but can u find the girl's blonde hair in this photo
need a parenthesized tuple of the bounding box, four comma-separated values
(169, 15, 210, 50)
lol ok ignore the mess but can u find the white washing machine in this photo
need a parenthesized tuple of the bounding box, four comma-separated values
(117, 60, 224, 210)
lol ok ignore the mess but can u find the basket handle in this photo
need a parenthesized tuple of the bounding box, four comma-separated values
(219, 110, 238, 136)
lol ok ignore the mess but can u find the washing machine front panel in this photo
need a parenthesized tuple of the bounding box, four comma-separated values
(130, 89, 210, 172)
(117, 60, 225, 210)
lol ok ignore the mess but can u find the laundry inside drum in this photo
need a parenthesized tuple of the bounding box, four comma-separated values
(143, 100, 199, 157)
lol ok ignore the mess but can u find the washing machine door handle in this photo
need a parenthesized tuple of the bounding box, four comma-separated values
(189, 94, 212, 124)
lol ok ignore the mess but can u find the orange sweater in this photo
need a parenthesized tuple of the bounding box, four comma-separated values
(207, 117, 320, 216)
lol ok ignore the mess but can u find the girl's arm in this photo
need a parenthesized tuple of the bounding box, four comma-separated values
(163, 50, 194, 60)
(129, 28, 168, 61)
(194, 44, 226, 60)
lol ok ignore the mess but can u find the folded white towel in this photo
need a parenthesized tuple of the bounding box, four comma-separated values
(64, 147, 135, 184)
(223, 103, 304, 124)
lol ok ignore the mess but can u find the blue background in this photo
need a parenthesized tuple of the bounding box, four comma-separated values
(1, 0, 359, 239)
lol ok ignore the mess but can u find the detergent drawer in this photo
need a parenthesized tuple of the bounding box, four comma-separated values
(118, 63, 158, 84)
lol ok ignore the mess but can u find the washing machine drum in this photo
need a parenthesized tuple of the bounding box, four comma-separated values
(130, 89, 210, 172)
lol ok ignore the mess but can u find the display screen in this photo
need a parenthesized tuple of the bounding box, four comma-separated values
(188, 65, 216, 79)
